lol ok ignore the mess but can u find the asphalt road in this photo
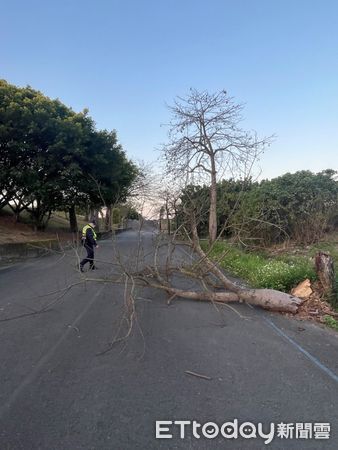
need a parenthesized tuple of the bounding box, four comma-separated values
(0, 229, 337, 450)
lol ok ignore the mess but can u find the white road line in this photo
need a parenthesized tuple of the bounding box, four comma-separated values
(181, 244, 338, 384)
(264, 316, 338, 384)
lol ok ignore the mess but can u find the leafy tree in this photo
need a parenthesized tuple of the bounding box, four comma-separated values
(0, 79, 138, 231)
(0, 80, 81, 228)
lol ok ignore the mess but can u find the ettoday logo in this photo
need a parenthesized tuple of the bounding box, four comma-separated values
(156, 420, 275, 444)
(155, 420, 331, 444)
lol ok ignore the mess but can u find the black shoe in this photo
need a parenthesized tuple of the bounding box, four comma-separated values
(79, 265, 84, 272)
(90, 266, 98, 270)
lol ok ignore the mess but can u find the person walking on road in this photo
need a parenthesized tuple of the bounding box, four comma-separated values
(80, 219, 99, 272)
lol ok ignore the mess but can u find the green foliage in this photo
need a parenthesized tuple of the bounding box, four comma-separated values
(202, 241, 316, 292)
(126, 207, 140, 220)
(0, 79, 137, 229)
(178, 179, 250, 237)
(180, 170, 337, 246)
(112, 208, 121, 224)
(323, 315, 338, 331)
(233, 170, 338, 246)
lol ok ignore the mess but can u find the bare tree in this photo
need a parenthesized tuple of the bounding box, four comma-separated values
(162, 89, 272, 244)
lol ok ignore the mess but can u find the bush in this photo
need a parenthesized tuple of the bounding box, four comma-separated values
(230, 170, 338, 246)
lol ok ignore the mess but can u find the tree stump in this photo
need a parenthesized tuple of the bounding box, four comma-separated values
(315, 251, 336, 297)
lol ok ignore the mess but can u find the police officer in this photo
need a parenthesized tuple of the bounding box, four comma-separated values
(80, 219, 99, 272)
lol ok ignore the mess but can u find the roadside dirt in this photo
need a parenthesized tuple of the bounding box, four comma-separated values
(0, 215, 73, 244)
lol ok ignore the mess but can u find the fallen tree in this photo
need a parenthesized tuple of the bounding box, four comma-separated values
(130, 215, 303, 314)
(141, 282, 302, 313)
(146, 88, 302, 312)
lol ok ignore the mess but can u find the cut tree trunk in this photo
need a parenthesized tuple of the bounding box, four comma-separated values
(315, 251, 336, 296)
(148, 283, 302, 313)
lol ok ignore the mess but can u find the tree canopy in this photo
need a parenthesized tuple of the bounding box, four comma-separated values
(0, 79, 138, 229)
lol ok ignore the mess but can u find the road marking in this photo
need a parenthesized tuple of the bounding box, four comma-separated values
(0, 284, 106, 419)
(264, 316, 338, 384)
(181, 245, 338, 384)
(155, 239, 338, 384)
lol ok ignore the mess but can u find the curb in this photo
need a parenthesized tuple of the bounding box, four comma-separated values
(0, 239, 61, 262)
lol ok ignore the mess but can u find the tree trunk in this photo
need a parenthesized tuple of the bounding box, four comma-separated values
(156, 286, 301, 313)
(315, 251, 336, 299)
(165, 201, 171, 235)
(84, 205, 90, 222)
(174, 205, 179, 231)
(68, 205, 78, 233)
(209, 159, 217, 245)
(105, 205, 112, 231)
(94, 210, 100, 232)
(89, 207, 99, 229)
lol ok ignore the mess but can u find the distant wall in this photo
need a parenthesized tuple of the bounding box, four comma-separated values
(0, 239, 61, 262)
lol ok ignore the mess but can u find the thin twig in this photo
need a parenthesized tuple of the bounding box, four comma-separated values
(185, 370, 212, 380)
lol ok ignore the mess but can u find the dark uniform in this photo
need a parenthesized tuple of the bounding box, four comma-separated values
(80, 223, 97, 271)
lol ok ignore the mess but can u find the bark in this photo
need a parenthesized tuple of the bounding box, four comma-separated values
(165, 200, 171, 235)
(208, 157, 217, 245)
(89, 209, 100, 231)
(8, 197, 28, 223)
(105, 205, 112, 231)
(315, 251, 336, 296)
(174, 204, 179, 231)
(147, 283, 301, 313)
(68, 205, 78, 233)
(238, 289, 301, 313)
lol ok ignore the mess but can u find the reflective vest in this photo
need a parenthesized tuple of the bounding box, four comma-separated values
(82, 224, 97, 241)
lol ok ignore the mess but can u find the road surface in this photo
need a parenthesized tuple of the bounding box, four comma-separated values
(0, 229, 337, 449)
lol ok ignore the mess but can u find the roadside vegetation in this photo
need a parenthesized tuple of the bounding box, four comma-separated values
(176, 170, 338, 247)
(323, 315, 338, 331)
(201, 240, 317, 292)
(170, 168, 338, 312)
(201, 234, 338, 297)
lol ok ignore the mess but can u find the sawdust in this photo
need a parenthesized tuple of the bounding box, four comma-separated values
(292, 281, 338, 323)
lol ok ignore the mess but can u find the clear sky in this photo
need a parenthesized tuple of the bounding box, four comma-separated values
(1, 0, 337, 179)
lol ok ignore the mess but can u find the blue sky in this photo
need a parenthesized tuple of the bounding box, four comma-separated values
(1, 0, 337, 178)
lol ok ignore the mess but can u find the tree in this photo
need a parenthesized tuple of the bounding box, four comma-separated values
(0, 79, 83, 228)
(162, 89, 272, 244)
(231, 170, 338, 246)
(0, 80, 138, 231)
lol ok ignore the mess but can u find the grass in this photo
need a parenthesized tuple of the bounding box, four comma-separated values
(201, 240, 316, 292)
(323, 315, 338, 331)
